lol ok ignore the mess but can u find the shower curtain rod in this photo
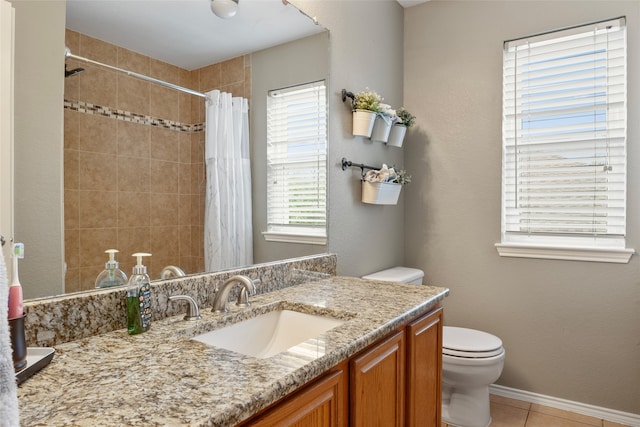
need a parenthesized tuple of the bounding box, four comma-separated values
(64, 47, 207, 99)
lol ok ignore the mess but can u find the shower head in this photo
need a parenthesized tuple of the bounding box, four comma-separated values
(65, 64, 84, 78)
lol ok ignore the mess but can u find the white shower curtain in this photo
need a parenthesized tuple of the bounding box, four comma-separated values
(204, 90, 253, 271)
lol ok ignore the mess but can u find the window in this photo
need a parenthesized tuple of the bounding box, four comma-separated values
(264, 81, 327, 245)
(497, 17, 633, 262)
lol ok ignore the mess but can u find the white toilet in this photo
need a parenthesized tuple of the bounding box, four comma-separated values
(362, 267, 506, 427)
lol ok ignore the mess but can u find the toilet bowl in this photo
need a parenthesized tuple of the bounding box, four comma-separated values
(362, 267, 506, 427)
(442, 326, 505, 427)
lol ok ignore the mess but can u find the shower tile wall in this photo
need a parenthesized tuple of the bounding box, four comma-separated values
(63, 29, 252, 293)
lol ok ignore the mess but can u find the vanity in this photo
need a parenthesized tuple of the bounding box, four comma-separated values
(16, 256, 448, 426)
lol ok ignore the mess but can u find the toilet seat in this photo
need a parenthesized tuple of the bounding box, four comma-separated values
(443, 326, 504, 358)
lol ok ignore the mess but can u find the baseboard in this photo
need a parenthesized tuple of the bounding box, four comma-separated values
(489, 384, 640, 426)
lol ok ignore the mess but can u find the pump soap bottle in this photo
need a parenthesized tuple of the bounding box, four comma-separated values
(126, 253, 152, 335)
(95, 249, 128, 288)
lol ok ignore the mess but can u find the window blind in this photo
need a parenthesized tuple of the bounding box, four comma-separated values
(502, 17, 627, 248)
(266, 81, 327, 239)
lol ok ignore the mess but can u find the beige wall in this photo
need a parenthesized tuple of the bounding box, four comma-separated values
(293, 0, 407, 277)
(63, 30, 250, 291)
(13, 0, 65, 298)
(251, 32, 329, 264)
(404, 0, 640, 414)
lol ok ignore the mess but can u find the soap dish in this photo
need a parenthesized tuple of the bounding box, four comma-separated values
(16, 347, 55, 385)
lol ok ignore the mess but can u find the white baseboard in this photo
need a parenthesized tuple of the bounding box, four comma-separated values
(489, 384, 640, 426)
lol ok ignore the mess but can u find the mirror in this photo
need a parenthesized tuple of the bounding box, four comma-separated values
(11, 0, 329, 299)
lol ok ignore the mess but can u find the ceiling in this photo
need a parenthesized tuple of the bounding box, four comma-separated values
(65, 0, 326, 70)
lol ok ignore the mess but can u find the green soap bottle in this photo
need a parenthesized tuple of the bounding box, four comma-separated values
(126, 252, 152, 335)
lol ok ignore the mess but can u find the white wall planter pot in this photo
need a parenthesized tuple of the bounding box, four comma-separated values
(352, 109, 377, 137)
(371, 115, 392, 143)
(361, 181, 402, 205)
(386, 124, 407, 147)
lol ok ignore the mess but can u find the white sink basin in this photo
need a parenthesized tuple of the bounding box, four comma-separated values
(192, 309, 345, 359)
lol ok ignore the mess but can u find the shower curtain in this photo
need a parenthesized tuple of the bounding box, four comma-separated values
(204, 90, 253, 271)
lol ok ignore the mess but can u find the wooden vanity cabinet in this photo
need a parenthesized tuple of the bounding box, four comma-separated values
(406, 307, 443, 427)
(350, 329, 406, 427)
(239, 306, 443, 427)
(242, 362, 348, 427)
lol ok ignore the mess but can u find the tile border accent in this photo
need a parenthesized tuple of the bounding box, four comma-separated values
(490, 384, 640, 425)
(63, 99, 204, 133)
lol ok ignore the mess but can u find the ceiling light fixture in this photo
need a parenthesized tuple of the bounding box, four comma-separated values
(211, 0, 239, 19)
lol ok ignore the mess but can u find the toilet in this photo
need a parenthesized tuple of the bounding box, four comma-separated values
(362, 267, 506, 427)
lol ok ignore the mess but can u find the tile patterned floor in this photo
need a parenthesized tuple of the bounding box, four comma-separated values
(440, 394, 632, 427)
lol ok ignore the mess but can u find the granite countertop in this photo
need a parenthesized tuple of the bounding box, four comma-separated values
(18, 277, 449, 426)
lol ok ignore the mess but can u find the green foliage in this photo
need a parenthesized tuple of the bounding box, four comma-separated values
(392, 168, 412, 185)
(397, 108, 416, 127)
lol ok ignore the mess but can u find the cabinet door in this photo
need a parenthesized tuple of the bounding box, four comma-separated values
(406, 307, 443, 427)
(350, 330, 405, 427)
(245, 366, 347, 427)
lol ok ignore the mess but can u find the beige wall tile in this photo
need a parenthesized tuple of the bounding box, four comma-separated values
(79, 227, 118, 268)
(64, 110, 80, 150)
(178, 224, 191, 257)
(79, 152, 117, 191)
(79, 65, 117, 107)
(64, 148, 79, 190)
(79, 34, 117, 65)
(151, 225, 180, 259)
(118, 192, 150, 227)
(63, 58, 81, 100)
(79, 190, 117, 228)
(65, 29, 80, 55)
(150, 58, 180, 85)
(178, 194, 192, 227)
(118, 156, 150, 193)
(118, 47, 149, 75)
(64, 189, 79, 230)
(79, 113, 117, 154)
(179, 133, 191, 164)
(150, 127, 179, 161)
(64, 228, 80, 271)
(220, 81, 245, 98)
(179, 93, 192, 124)
(64, 268, 81, 294)
(150, 160, 179, 194)
(199, 63, 220, 92)
(117, 75, 150, 115)
(178, 162, 191, 196)
(150, 84, 179, 122)
(117, 227, 151, 271)
(80, 266, 103, 291)
(117, 121, 150, 158)
(150, 193, 179, 227)
(220, 56, 244, 87)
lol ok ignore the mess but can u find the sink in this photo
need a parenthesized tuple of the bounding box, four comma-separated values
(192, 309, 345, 358)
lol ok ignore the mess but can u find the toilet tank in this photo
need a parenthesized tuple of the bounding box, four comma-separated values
(362, 266, 424, 285)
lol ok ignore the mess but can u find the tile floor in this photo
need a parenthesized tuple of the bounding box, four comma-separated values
(440, 394, 633, 427)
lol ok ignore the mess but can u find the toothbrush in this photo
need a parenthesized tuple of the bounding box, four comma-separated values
(8, 243, 24, 319)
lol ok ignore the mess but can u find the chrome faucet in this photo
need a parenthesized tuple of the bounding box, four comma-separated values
(169, 295, 202, 321)
(212, 275, 257, 313)
(160, 265, 186, 279)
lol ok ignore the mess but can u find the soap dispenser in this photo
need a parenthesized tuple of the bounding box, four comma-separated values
(126, 253, 152, 335)
(95, 249, 128, 288)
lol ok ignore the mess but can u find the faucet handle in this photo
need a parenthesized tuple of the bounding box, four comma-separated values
(169, 295, 202, 321)
(236, 279, 260, 308)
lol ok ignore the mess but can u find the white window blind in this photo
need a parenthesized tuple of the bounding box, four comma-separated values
(501, 17, 627, 249)
(265, 81, 327, 243)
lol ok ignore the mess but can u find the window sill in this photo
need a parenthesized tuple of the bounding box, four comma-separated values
(263, 231, 327, 246)
(495, 243, 634, 263)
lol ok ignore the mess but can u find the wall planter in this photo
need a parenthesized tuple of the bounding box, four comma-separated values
(371, 115, 392, 143)
(352, 109, 377, 137)
(387, 124, 407, 147)
(361, 181, 402, 205)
